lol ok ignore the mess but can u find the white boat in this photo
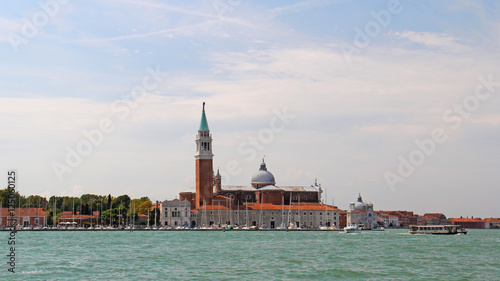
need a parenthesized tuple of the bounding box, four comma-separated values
(409, 225, 467, 235)
(344, 225, 361, 233)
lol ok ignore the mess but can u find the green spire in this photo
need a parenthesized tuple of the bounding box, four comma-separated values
(199, 102, 209, 131)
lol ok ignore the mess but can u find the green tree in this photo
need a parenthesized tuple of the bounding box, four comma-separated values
(26, 195, 48, 208)
(151, 207, 161, 226)
(129, 199, 142, 215)
(112, 195, 131, 209)
(107, 194, 112, 210)
(0, 188, 26, 208)
(138, 200, 152, 215)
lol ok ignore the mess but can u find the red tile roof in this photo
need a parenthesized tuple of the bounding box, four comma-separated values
(0, 208, 46, 216)
(450, 218, 484, 222)
(213, 195, 231, 201)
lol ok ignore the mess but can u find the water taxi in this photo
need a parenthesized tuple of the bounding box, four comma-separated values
(408, 225, 467, 235)
(344, 225, 361, 233)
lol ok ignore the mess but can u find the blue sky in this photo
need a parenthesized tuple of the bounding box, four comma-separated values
(1, 0, 499, 218)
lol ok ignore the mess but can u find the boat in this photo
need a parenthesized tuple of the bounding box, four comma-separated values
(344, 225, 361, 233)
(360, 225, 372, 231)
(408, 225, 467, 235)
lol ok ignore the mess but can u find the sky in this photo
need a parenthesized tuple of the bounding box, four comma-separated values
(0, 0, 499, 218)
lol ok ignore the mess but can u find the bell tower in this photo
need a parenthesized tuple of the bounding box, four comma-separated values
(195, 102, 213, 209)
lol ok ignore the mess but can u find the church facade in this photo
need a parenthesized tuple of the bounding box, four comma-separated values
(346, 194, 378, 229)
(164, 103, 341, 229)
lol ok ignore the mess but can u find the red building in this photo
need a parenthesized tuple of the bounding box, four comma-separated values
(0, 208, 46, 227)
(338, 209, 347, 229)
(58, 211, 100, 227)
(450, 218, 485, 229)
(380, 211, 419, 228)
(422, 213, 448, 225)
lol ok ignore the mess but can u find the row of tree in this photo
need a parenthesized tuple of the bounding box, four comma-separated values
(0, 188, 160, 226)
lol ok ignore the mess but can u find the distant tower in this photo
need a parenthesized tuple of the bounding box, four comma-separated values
(214, 168, 222, 193)
(195, 102, 214, 209)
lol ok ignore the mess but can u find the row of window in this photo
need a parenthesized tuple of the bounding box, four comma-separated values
(206, 211, 336, 217)
(223, 194, 312, 201)
(168, 212, 189, 217)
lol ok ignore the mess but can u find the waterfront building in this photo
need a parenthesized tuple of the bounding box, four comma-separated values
(58, 211, 99, 227)
(167, 103, 340, 229)
(162, 199, 192, 227)
(379, 211, 419, 228)
(375, 212, 400, 228)
(338, 209, 347, 229)
(421, 213, 451, 225)
(0, 207, 46, 228)
(450, 218, 485, 229)
(484, 218, 500, 229)
(346, 194, 378, 228)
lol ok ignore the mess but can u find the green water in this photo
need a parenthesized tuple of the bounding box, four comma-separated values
(2, 229, 499, 280)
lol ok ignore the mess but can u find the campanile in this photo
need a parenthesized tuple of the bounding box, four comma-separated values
(195, 102, 213, 209)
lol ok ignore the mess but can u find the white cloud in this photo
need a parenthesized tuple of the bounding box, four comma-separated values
(267, 0, 333, 17)
(0, 17, 23, 43)
(60, 185, 84, 197)
(392, 31, 471, 52)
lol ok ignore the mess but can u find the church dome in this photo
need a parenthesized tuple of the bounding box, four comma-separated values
(251, 159, 276, 188)
(355, 193, 366, 211)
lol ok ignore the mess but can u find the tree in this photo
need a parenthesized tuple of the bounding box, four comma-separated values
(80, 194, 101, 204)
(138, 200, 152, 215)
(0, 188, 26, 208)
(26, 195, 48, 208)
(129, 199, 142, 215)
(107, 194, 112, 210)
(112, 195, 131, 209)
(81, 203, 90, 215)
(151, 207, 161, 226)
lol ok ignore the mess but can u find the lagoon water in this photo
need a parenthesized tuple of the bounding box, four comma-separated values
(3, 229, 500, 280)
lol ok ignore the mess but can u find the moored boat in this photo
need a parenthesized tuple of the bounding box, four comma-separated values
(408, 225, 467, 235)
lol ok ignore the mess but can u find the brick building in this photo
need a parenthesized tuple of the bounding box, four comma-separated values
(169, 103, 340, 229)
(58, 211, 100, 227)
(450, 218, 485, 229)
(0, 208, 46, 228)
